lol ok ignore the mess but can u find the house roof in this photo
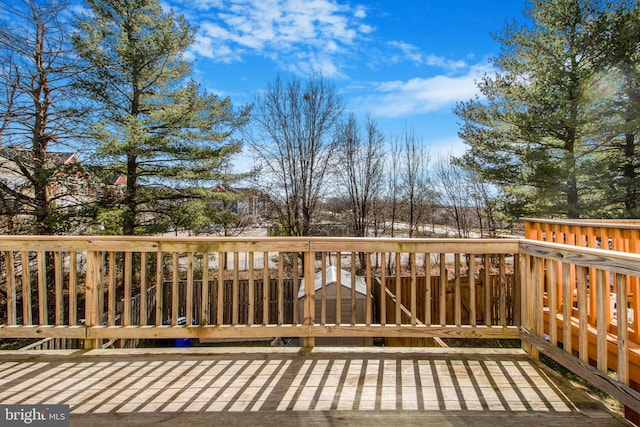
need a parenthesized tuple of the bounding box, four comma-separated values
(0, 146, 77, 165)
(210, 184, 257, 195)
(297, 265, 368, 299)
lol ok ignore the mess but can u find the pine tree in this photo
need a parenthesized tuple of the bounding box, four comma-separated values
(73, 0, 250, 235)
(590, 2, 640, 217)
(455, 0, 615, 219)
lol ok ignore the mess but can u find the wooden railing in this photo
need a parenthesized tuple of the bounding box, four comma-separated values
(523, 218, 640, 342)
(522, 218, 640, 418)
(1, 233, 639, 415)
(0, 236, 520, 347)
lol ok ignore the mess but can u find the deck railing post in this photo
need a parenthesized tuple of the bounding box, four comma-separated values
(84, 249, 100, 350)
(302, 248, 315, 351)
(519, 253, 533, 355)
(519, 252, 540, 360)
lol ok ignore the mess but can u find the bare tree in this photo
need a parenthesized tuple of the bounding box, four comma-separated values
(434, 156, 475, 238)
(0, 0, 85, 234)
(385, 137, 402, 238)
(468, 167, 500, 237)
(335, 113, 385, 237)
(399, 128, 432, 238)
(249, 75, 343, 236)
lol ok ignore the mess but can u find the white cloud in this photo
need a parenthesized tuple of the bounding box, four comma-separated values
(387, 41, 467, 71)
(352, 64, 491, 118)
(285, 51, 344, 78)
(173, 0, 224, 10)
(429, 137, 468, 158)
(178, 0, 370, 76)
(359, 24, 373, 34)
(188, 33, 244, 63)
(354, 5, 366, 18)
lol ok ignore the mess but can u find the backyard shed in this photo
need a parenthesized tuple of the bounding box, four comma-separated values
(298, 266, 374, 346)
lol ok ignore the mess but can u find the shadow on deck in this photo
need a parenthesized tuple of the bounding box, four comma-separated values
(0, 347, 630, 426)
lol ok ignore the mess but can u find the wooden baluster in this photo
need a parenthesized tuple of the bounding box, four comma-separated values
(21, 251, 32, 326)
(336, 252, 341, 325)
(562, 262, 572, 355)
(533, 257, 544, 340)
(248, 252, 255, 325)
(454, 253, 461, 327)
(380, 252, 386, 326)
(278, 252, 284, 325)
(84, 250, 100, 349)
(155, 250, 163, 326)
(321, 252, 327, 325)
(484, 254, 491, 326)
(201, 252, 209, 326)
(410, 252, 417, 327)
(440, 253, 446, 325)
(263, 251, 269, 325)
(499, 254, 507, 327)
(627, 229, 640, 343)
(124, 251, 132, 326)
(365, 252, 372, 326)
(5, 252, 16, 325)
(303, 250, 315, 350)
(37, 251, 47, 325)
(596, 269, 608, 373)
(351, 252, 357, 325)
(108, 251, 116, 326)
(469, 253, 476, 327)
(139, 252, 147, 326)
(69, 251, 77, 326)
(186, 252, 194, 326)
(513, 254, 520, 327)
(232, 252, 239, 325)
(519, 254, 529, 333)
(395, 252, 401, 326)
(576, 266, 589, 363)
(526, 254, 539, 359)
(547, 257, 557, 345)
(617, 273, 629, 386)
(292, 252, 299, 326)
(172, 252, 179, 325)
(425, 253, 431, 326)
(217, 251, 224, 325)
(54, 251, 63, 326)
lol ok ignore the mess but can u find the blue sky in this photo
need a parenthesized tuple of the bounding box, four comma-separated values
(163, 0, 529, 163)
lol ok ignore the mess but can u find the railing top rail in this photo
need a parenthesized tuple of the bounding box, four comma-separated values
(521, 217, 640, 229)
(519, 238, 640, 276)
(0, 235, 521, 254)
(307, 238, 519, 253)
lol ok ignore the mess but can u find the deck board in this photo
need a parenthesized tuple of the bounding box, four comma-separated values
(0, 348, 630, 426)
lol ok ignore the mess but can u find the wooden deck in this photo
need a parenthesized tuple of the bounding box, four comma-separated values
(0, 348, 629, 426)
(2, 231, 640, 423)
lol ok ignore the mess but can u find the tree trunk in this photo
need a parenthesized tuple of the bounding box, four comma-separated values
(623, 132, 638, 217)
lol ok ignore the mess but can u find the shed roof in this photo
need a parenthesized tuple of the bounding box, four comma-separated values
(298, 265, 368, 299)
